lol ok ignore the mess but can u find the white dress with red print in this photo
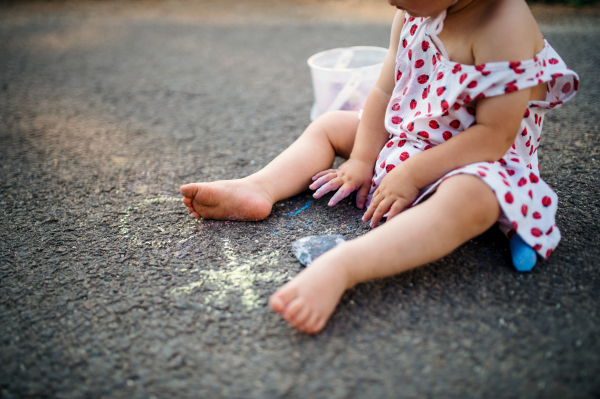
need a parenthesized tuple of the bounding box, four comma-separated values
(369, 12, 579, 259)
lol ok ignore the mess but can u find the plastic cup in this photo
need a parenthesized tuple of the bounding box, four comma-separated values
(307, 46, 387, 121)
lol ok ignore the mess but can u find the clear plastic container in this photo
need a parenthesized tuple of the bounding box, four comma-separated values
(307, 46, 388, 121)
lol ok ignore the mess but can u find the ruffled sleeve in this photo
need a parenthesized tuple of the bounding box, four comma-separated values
(543, 45, 579, 109)
(434, 40, 579, 110)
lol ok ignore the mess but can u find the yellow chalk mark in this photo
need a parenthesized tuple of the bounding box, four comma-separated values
(111, 156, 129, 165)
(120, 197, 291, 310)
(171, 240, 290, 310)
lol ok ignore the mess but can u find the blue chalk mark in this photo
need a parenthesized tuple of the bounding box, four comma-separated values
(284, 201, 312, 217)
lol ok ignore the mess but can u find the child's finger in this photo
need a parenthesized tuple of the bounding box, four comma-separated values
(311, 169, 336, 181)
(313, 178, 341, 199)
(385, 200, 406, 221)
(361, 194, 381, 223)
(361, 203, 375, 223)
(369, 198, 393, 228)
(328, 185, 354, 206)
(309, 172, 336, 190)
(355, 183, 371, 210)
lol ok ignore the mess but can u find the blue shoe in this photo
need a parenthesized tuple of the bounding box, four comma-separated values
(510, 234, 537, 272)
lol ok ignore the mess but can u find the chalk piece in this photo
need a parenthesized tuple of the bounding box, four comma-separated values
(510, 234, 537, 272)
(292, 235, 346, 266)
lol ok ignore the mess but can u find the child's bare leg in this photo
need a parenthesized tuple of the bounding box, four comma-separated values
(270, 174, 501, 334)
(180, 111, 359, 220)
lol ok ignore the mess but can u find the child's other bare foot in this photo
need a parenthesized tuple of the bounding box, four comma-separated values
(180, 178, 273, 221)
(269, 254, 349, 334)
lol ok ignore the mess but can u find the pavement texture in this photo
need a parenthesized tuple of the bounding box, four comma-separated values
(1, 1, 599, 398)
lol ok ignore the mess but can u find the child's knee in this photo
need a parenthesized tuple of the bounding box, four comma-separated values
(314, 110, 348, 125)
(438, 174, 500, 230)
(314, 111, 349, 137)
(312, 111, 359, 157)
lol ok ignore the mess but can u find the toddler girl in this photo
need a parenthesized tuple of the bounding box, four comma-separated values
(180, 0, 578, 334)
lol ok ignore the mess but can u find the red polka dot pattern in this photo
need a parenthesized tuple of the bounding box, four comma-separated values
(368, 13, 579, 260)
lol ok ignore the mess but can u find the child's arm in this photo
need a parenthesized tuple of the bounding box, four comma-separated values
(363, 8, 544, 226)
(310, 11, 405, 210)
(363, 88, 531, 226)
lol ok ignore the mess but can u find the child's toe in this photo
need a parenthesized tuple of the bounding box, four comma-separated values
(305, 316, 325, 334)
(282, 297, 304, 322)
(269, 293, 286, 313)
(298, 312, 316, 333)
(270, 284, 299, 312)
(290, 306, 311, 328)
(180, 183, 197, 198)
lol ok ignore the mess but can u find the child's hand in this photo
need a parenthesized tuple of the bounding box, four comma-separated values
(361, 166, 420, 228)
(309, 159, 373, 209)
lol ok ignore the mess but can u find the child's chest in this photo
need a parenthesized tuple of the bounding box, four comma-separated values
(436, 31, 475, 66)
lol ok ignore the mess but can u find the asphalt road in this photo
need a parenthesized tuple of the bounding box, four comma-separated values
(1, 1, 599, 398)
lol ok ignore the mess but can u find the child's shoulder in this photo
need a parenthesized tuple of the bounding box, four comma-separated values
(471, 0, 545, 65)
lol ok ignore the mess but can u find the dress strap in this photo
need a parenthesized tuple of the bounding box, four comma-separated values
(427, 0, 459, 60)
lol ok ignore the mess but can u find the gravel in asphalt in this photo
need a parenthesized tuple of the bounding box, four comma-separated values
(1, 1, 599, 398)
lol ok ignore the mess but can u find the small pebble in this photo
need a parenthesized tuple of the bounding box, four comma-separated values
(292, 235, 346, 266)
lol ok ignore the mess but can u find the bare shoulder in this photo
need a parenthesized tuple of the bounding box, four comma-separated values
(387, 10, 405, 61)
(390, 9, 405, 41)
(376, 10, 405, 94)
(472, 0, 545, 65)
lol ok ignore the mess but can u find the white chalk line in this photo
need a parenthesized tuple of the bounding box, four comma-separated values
(120, 196, 291, 310)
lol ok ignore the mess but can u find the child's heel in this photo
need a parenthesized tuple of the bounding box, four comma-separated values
(510, 234, 538, 272)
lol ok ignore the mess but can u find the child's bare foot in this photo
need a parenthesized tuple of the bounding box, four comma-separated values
(180, 178, 273, 221)
(269, 253, 349, 334)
